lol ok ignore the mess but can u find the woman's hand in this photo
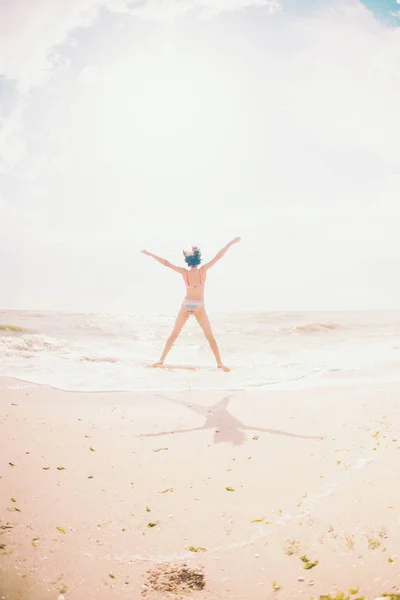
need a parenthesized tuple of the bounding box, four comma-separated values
(231, 237, 241, 245)
(141, 249, 150, 256)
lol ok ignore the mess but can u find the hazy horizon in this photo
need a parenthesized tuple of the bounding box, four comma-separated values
(1, 0, 400, 314)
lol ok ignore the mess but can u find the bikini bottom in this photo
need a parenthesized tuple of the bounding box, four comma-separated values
(182, 299, 204, 314)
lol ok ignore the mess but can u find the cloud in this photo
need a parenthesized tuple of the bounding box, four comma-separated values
(0, 0, 135, 170)
(0, 0, 281, 171)
(281, 1, 400, 167)
(0, 0, 281, 93)
(0, 104, 26, 173)
(0, 0, 124, 93)
(130, 0, 282, 20)
(194, 0, 282, 16)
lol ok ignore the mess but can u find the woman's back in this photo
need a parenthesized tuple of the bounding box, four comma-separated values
(184, 267, 206, 300)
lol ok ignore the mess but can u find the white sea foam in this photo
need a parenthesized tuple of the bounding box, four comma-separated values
(1, 310, 400, 392)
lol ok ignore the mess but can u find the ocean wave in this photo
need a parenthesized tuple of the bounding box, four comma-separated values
(0, 324, 26, 333)
(289, 321, 339, 333)
(0, 334, 65, 354)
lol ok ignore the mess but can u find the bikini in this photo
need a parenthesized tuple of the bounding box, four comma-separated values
(183, 270, 204, 314)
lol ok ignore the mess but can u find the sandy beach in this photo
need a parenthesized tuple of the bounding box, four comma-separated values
(1, 376, 399, 600)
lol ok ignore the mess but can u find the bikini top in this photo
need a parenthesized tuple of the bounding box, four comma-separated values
(185, 270, 204, 289)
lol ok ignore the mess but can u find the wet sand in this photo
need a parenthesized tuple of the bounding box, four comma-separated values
(1, 376, 400, 600)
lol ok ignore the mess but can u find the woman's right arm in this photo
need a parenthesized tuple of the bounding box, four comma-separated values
(141, 250, 184, 273)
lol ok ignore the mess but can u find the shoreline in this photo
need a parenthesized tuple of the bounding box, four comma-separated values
(1, 377, 400, 599)
(3, 368, 400, 397)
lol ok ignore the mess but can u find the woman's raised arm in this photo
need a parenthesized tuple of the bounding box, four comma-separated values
(141, 250, 184, 273)
(202, 237, 241, 271)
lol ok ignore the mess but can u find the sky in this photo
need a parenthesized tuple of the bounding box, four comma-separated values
(1, 0, 400, 313)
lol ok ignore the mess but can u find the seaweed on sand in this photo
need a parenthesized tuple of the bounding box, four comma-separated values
(314, 594, 365, 600)
(300, 555, 319, 570)
(142, 564, 205, 596)
(313, 592, 400, 600)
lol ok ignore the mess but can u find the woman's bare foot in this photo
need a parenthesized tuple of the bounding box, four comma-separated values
(218, 363, 231, 373)
(152, 361, 164, 368)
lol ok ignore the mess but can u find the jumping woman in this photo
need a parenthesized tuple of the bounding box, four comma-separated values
(141, 237, 241, 372)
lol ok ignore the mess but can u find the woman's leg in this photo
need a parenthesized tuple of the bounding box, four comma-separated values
(194, 308, 230, 372)
(153, 305, 190, 367)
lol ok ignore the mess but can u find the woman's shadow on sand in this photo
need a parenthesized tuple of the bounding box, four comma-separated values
(138, 394, 323, 446)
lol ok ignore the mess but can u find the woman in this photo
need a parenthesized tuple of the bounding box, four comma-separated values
(141, 237, 241, 372)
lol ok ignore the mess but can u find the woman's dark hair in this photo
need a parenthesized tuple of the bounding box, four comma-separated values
(183, 246, 202, 267)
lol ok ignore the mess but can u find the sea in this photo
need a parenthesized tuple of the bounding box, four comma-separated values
(1, 310, 400, 392)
